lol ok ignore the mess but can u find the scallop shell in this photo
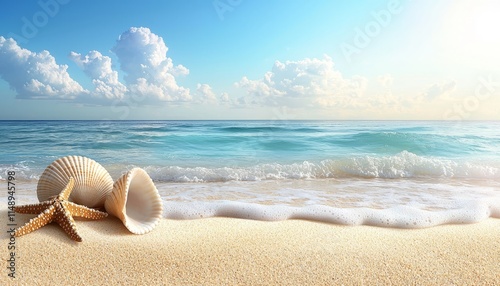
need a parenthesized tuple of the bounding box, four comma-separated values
(104, 168, 163, 234)
(37, 156, 113, 208)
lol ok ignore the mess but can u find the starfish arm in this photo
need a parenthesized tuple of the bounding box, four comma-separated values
(14, 206, 55, 237)
(54, 203, 82, 242)
(63, 201, 108, 219)
(15, 201, 52, 214)
(58, 177, 75, 201)
(13, 176, 105, 242)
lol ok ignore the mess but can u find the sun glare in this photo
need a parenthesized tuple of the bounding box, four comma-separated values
(438, 0, 500, 67)
(465, 1, 500, 45)
(443, 1, 500, 43)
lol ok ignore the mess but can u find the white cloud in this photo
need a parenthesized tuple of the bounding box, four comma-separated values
(220, 92, 230, 103)
(366, 78, 406, 114)
(196, 83, 217, 103)
(0, 29, 468, 120)
(112, 27, 191, 102)
(70, 50, 127, 100)
(0, 27, 193, 105)
(236, 55, 367, 108)
(0, 36, 86, 99)
(421, 80, 456, 100)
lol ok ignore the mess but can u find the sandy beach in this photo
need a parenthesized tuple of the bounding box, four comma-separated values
(2, 210, 499, 285)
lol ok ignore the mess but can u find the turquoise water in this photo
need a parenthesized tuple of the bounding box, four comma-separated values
(1, 120, 500, 227)
(2, 120, 500, 180)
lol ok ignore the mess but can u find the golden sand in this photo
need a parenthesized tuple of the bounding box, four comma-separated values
(2, 212, 500, 285)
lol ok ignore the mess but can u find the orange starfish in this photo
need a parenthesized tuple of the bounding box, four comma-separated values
(14, 177, 107, 242)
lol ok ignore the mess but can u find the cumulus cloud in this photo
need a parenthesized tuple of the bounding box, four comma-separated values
(196, 83, 217, 103)
(0, 36, 86, 99)
(70, 50, 127, 100)
(111, 27, 191, 102)
(0, 27, 193, 105)
(421, 80, 456, 100)
(220, 92, 230, 103)
(235, 55, 367, 108)
(1, 27, 459, 119)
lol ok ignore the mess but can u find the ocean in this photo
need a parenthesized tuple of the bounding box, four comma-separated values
(1, 120, 500, 228)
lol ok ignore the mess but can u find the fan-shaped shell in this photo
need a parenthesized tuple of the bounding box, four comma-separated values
(105, 168, 163, 234)
(37, 156, 113, 208)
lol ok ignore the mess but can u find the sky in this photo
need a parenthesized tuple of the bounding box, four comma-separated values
(0, 0, 499, 120)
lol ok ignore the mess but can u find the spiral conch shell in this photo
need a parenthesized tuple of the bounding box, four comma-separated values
(37, 156, 114, 208)
(105, 168, 163, 234)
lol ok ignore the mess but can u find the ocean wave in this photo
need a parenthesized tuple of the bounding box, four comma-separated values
(0, 161, 40, 181)
(142, 151, 500, 182)
(322, 150, 499, 179)
(216, 125, 323, 134)
(3, 151, 499, 182)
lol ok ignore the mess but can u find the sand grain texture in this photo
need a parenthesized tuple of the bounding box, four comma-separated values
(2, 212, 500, 285)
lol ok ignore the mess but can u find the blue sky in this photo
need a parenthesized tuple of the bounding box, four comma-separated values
(0, 0, 499, 120)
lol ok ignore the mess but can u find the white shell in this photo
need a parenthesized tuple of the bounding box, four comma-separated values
(105, 168, 163, 234)
(37, 156, 113, 208)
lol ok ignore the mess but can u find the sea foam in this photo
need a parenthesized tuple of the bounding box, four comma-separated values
(142, 151, 499, 182)
(163, 199, 500, 228)
(3, 151, 499, 182)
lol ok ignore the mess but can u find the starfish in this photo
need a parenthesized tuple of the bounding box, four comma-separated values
(14, 177, 108, 242)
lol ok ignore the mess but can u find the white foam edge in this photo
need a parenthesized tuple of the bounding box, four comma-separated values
(163, 199, 500, 228)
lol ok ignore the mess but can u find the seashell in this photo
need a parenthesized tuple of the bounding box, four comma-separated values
(37, 156, 114, 208)
(105, 168, 163, 234)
